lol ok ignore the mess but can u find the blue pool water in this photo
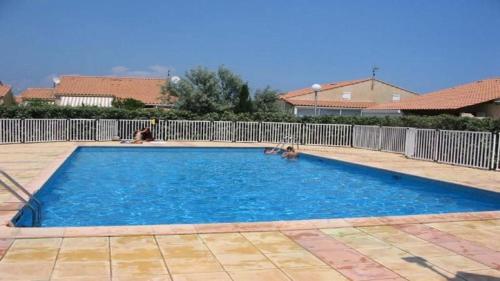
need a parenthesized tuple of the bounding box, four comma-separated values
(16, 147, 500, 227)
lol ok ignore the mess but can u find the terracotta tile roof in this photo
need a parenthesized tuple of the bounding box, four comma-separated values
(0, 84, 12, 97)
(281, 78, 370, 99)
(367, 78, 500, 111)
(54, 75, 175, 105)
(19, 88, 55, 101)
(285, 99, 376, 109)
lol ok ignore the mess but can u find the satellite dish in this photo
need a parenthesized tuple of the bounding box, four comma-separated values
(170, 76, 181, 84)
(52, 77, 61, 85)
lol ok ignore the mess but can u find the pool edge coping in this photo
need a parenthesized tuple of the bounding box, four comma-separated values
(2, 142, 499, 238)
(2, 211, 500, 239)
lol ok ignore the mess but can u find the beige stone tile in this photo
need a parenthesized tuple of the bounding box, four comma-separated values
(426, 255, 490, 272)
(200, 233, 260, 255)
(215, 253, 276, 271)
(10, 238, 62, 249)
(265, 251, 326, 268)
(321, 227, 362, 237)
(1, 247, 59, 262)
(242, 232, 303, 253)
(457, 269, 500, 280)
(0, 261, 54, 280)
(172, 272, 232, 281)
(111, 260, 169, 277)
(399, 242, 455, 258)
(58, 248, 109, 262)
(112, 275, 171, 281)
(165, 256, 223, 274)
(228, 269, 290, 281)
(52, 277, 111, 281)
(61, 237, 109, 249)
(334, 234, 390, 249)
(111, 247, 163, 261)
(110, 236, 157, 249)
(358, 246, 411, 263)
(155, 234, 202, 245)
(51, 261, 110, 279)
(158, 242, 212, 259)
(371, 232, 428, 246)
(283, 266, 349, 281)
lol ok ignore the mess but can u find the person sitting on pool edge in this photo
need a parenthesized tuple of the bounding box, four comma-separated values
(282, 146, 299, 159)
(132, 129, 143, 144)
(141, 127, 154, 142)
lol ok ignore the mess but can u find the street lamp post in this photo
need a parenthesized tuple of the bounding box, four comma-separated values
(311, 84, 322, 116)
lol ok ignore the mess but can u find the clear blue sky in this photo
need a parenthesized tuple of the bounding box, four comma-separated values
(1, 0, 499, 95)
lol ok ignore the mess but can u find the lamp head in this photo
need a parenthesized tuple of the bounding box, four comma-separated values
(311, 83, 322, 92)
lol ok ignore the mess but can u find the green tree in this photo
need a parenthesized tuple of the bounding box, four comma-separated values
(218, 66, 244, 107)
(162, 66, 243, 114)
(112, 98, 145, 110)
(235, 84, 253, 113)
(254, 87, 281, 112)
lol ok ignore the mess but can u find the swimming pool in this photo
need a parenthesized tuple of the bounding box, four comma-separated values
(15, 147, 500, 227)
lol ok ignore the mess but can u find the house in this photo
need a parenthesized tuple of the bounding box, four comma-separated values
(18, 88, 56, 104)
(363, 78, 500, 118)
(0, 82, 15, 106)
(280, 78, 418, 116)
(19, 75, 175, 108)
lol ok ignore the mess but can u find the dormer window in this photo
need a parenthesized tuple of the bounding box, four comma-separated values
(342, 92, 352, 100)
(392, 94, 401, 102)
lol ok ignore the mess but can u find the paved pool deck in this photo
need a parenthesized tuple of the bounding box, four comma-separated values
(0, 142, 499, 280)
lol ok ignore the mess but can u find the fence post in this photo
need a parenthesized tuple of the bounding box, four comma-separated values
(490, 132, 497, 170)
(94, 119, 98, 141)
(66, 119, 70, 141)
(258, 122, 262, 143)
(21, 118, 26, 143)
(404, 128, 416, 158)
(433, 129, 440, 162)
(377, 126, 382, 151)
(349, 125, 354, 147)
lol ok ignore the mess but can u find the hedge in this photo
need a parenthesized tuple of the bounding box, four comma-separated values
(0, 105, 499, 132)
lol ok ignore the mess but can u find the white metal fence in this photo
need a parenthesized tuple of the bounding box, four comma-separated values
(25, 119, 67, 143)
(436, 130, 495, 170)
(353, 125, 381, 150)
(380, 127, 407, 153)
(261, 122, 302, 144)
(303, 124, 351, 147)
(1, 118, 499, 171)
(404, 128, 498, 170)
(0, 119, 23, 144)
(167, 120, 211, 141)
(212, 121, 234, 142)
(97, 119, 118, 141)
(234, 122, 260, 142)
(68, 119, 96, 141)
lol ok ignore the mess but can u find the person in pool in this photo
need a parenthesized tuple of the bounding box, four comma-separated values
(264, 147, 278, 154)
(282, 146, 299, 159)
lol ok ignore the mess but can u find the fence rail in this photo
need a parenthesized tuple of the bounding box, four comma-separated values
(0, 119, 499, 171)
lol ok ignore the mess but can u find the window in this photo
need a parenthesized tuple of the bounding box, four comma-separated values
(342, 92, 352, 100)
(392, 94, 401, 102)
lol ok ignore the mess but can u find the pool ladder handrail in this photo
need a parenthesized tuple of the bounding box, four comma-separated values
(0, 169, 41, 227)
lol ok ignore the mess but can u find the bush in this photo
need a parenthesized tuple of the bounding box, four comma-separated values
(112, 98, 145, 110)
(0, 105, 498, 132)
